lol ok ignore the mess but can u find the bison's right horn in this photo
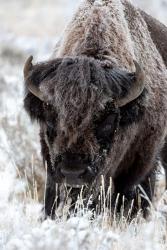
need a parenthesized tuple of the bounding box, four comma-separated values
(116, 60, 145, 107)
(24, 55, 33, 78)
(24, 56, 44, 101)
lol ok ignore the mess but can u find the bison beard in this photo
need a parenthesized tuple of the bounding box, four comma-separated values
(23, 1, 167, 220)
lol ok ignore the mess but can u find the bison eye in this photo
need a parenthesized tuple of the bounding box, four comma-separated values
(93, 102, 114, 124)
(94, 113, 117, 142)
(93, 103, 119, 149)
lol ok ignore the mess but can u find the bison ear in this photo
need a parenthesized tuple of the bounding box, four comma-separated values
(23, 56, 44, 101)
(114, 61, 145, 107)
(24, 92, 45, 122)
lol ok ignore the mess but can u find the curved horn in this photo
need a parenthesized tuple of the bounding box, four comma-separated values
(24, 55, 33, 78)
(116, 60, 145, 107)
(24, 56, 44, 101)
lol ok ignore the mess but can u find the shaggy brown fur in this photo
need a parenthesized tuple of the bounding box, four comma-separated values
(24, 0, 167, 218)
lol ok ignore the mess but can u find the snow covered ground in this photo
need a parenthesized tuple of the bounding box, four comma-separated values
(0, 0, 167, 249)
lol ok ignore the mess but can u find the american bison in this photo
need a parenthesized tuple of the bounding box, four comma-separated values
(23, 0, 167, 218)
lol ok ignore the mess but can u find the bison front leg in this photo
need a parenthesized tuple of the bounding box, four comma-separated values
(138, 170, 156, 218)
(44, 174, 58, 219)
(40, 134, 59, 219)
(112, 165, 156, 219)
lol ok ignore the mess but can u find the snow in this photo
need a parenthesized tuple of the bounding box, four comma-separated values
(0, 0, 167, 249)
(131, 0, 167, 25)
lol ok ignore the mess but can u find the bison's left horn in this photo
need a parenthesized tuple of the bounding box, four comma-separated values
(116, 60, 145, 107)
(24, 56, 44, 101)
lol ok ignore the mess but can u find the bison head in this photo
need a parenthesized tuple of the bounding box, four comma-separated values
(24, 55, 144, 189)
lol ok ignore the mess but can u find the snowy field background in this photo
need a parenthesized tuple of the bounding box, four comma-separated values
(0, 0, 167, 249)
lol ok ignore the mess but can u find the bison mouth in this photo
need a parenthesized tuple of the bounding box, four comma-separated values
(53, 153, 99, 188)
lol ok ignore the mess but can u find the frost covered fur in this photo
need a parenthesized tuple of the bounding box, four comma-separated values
(24, 0, 167, 218)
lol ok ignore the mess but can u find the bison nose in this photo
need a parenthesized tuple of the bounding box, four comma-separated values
(60, 166, 85, 179)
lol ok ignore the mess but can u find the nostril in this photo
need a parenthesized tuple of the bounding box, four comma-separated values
(78, 169, 87, 179)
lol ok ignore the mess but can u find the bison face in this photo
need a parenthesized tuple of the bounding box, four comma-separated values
(24, 56, 144, 188)
(39, 101, 119, 188)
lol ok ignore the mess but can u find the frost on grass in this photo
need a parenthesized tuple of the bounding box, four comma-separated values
(3, 197, 167, 250)
(0, 0, 167, 249)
